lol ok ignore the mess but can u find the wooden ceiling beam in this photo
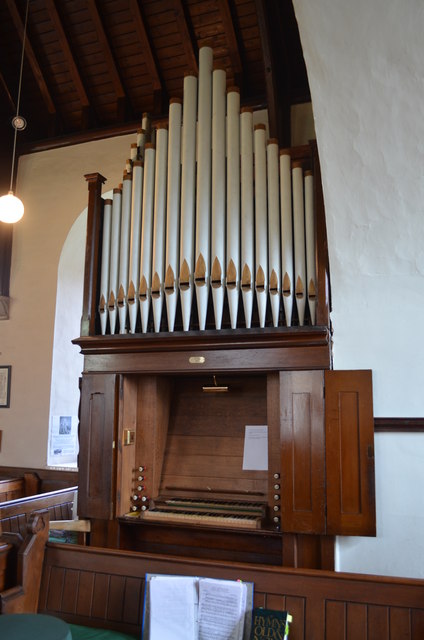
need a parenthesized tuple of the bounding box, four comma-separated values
(216, 0, 243, 89)
(6, 0, 56, 117)
(86, 0, 128, 121)
(44, 0, 91, 128)
(171, 0, 198, 76)
(254, 0, 290, 146)
(0, 70, 16, 113)
(130, 0, 165, 114)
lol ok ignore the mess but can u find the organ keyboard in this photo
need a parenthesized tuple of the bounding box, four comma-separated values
(128, 498, 266, 530)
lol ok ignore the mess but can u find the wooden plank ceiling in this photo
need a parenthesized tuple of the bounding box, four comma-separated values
(0, 0, 309, 156)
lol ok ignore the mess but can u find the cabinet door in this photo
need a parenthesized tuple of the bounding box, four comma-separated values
(280, 370, 326, 534)
(78, 373, 118, 519)
(325, 370, 376, 536)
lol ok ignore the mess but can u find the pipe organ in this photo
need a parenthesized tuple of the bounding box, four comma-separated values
(75, 47, 375, 570)
(96, 47, 321, 337)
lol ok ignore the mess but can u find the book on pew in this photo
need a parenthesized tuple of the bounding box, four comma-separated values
(142, 574, 254, 640)
(250, 608, 292, 640)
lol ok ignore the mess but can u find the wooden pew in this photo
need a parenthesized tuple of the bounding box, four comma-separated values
(0, 510, 50, 613)
(39, 543, 424, 639)
(0, 487, 77, 538)
(0, 541, 12, 591)
(0, 472, 44, 502)
(0, 477, 25, 503)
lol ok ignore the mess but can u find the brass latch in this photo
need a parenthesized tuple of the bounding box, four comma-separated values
(123, 429, 135, 446)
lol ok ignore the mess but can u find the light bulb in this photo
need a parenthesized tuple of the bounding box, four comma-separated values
(0, 191, 24, 223)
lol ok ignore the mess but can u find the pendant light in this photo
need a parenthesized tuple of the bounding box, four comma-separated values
(0, 0, 29, 224)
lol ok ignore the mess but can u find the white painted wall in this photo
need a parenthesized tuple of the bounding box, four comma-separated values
(47, 209, 86, 467)
(293, 0, 424, 577)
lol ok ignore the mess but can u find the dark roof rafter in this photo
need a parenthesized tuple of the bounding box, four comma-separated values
(130, 0, 166, 114)
(44, 0, 90, 128)
(254, 0, 290, 146)
(171, 0, 198, 76)
(86, 0, 128, 121)
(0, 0, 309, 149)
(216, 0, 243, 89)
(6, 0, 56, 117)
(0, 69, 15, 113)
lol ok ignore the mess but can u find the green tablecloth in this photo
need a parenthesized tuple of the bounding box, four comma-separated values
(0, 613, 72, 640)
(68, 624, 137, 639)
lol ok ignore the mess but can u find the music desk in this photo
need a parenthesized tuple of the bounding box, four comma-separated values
(0, 613, 71, 640)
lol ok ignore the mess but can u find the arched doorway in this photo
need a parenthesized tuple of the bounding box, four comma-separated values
(47, 208, 87, 467)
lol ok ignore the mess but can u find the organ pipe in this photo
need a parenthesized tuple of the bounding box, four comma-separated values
(96, 48, 320, 336)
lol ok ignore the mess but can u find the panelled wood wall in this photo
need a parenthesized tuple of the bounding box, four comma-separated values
(39, 544, 424, 640)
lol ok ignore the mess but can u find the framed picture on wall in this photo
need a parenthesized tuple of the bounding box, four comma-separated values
(0, 366, 11, 408)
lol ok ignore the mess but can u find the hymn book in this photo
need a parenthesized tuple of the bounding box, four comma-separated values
(142, 574, 253, 640)
(250, 608, 292, 640)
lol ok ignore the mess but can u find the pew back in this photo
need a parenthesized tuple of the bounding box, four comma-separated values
(0, 488, 77, 537)
(39, 543, 424, 640)
(0, 510, 50, 613)
(0, 477, 24, 503)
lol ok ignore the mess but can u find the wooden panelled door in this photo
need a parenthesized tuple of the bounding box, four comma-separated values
(279, 370, 376, 536)
(78, 374, 118, 520)
(325, 369, 376, 536)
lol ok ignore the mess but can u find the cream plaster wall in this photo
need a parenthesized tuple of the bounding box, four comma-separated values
(0, 134, 134, 468)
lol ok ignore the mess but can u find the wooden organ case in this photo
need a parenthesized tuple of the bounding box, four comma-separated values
(74, 48, 375, 570)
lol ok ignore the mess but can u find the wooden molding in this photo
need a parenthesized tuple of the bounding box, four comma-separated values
(374, 417, 424, 432)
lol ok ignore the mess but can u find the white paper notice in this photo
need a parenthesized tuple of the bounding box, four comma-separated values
(48, 415, 79, 466)
(198, 578, 247, 640)
(242, 425, 268, 471)
(149, 576, 198, 640)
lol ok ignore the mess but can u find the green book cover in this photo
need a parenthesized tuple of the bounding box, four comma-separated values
(250, 608, 292, 640)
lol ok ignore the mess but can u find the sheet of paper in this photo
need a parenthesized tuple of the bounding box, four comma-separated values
(198, 578, 247, 640)
(149, 576, 198, 640)
(242, 425, 268, 470)
(48, 415, 79, 465)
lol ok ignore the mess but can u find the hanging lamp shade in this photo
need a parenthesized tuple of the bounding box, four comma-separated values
(0, 191, 24, 224)
(0, 0, 30, 224)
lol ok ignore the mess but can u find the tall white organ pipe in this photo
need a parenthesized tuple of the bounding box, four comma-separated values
(179, 73, 197, 331)
(108, 187, 122, 335)
(99, 199, 112, 335)
(195, 46, 213, 330)
(240, 107, 254, 328)
(279, 150, 294, 326)
(141, 112, 151, 140)
(117, 172, 132, 333)
(137, 128, 147, 159)
(226, 87, 240, 329)
(304, 169, 316, 325)
(139, 143, 156, 333)
(128, 160, 144, 333)
(211, 67, 226, 330)
(267, 139, 281, 327)
(292, 161, 307, 326)
(165, 98, 182, 332)
(152, 126, 168, 333)
(254, 124, 268, 328)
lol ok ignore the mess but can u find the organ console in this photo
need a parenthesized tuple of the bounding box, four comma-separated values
(75, 46, 376, 569)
